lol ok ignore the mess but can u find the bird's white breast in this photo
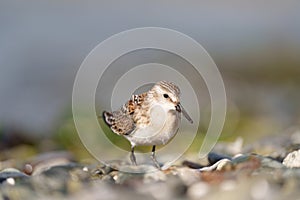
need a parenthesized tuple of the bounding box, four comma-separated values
(125, 104, 181, 147)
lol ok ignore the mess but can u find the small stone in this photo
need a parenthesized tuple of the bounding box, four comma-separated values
(182, 160, 204, 169)
(199, 159, 232, 172)
(208, 152, 232, 165)
(82, 166, 89, 172)
(30, 151, 74, 176)
(233, 155, 261, 171)
(259, 156, 284, 169)
(91, 164, 114, 178)
(231, 154, 251, 164)
(283, 149, 300, 168)
(6, 177, 15, 185)
(0, 168, 28, 183)
(23, 164, 33, 175)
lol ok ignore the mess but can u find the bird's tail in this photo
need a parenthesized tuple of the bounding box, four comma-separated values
(102, 111, 114, 127)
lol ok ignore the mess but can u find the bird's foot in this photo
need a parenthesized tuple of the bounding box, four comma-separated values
(130, 147, 137, 166)
(151, 154, 161, 169)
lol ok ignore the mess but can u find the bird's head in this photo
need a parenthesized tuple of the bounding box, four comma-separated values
(150, 81, 193, 124)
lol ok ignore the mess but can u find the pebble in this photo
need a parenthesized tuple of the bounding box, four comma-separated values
(23, 164, 33, 175)
(231, 155, 262, 172)
(1, 129, 300, 199)
(199, 159, 232, 172)
(30, 151, 74, 176)
(182, 160, 204, 169)
(6, 177, 15, 185)
(259, 156, 284, 169)
(0, 168, 28, 183)
(283, 149, 300, 168)
(82, 166, 88, 172)
(207, 152, 232, 165)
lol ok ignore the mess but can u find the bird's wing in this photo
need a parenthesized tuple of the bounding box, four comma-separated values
(102, 92, 147, 135)
(124, 93, 147, 114)
(103, 110, 135, 135)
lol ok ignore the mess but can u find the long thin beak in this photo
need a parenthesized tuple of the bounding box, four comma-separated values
(176, 103, 193, 124)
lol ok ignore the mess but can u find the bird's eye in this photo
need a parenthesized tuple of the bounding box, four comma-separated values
(163, 94, 169, 98)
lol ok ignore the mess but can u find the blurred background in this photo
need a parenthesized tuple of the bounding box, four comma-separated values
(1, 0, 300, 160)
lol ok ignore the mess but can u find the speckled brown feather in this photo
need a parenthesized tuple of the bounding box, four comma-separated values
(103, 92, 148, 135)
(103, 110, 135, 135)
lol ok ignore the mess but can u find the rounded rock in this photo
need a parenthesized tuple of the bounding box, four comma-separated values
(283, 149, 300, 168)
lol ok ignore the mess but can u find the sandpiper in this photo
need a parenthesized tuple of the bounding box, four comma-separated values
(103, 81, 193, 168)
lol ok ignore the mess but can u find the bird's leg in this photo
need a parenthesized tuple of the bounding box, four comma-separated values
(151, 145, 161, 169)
(130, 146, 137, 166)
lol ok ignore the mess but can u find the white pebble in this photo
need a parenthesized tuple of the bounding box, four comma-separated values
(283, 149, 300, 168)
(199, 159, 231, 172)
(6, 178, 15, 185)
(82, 166, 89, 172)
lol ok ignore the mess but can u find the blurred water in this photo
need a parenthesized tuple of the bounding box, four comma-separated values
(0, 0, 299, 138)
